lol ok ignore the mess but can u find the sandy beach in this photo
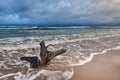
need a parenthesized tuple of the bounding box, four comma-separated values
(71, 49, 120, 80)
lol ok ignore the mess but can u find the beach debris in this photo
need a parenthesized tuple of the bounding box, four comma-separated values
(20, 41, 66, 68)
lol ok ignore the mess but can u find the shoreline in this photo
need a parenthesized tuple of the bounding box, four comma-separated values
(71, 49, 120, 80)
(1, 47, 120, 80)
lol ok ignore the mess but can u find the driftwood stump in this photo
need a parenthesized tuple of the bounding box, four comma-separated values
(20, 41, 66, 68)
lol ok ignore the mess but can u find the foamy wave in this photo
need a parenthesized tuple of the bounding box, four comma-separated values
(0, 47, 74, 80)
(0, 69, 74, 80)
(0, 28, 120, 51)
(71, 45, 120, 66)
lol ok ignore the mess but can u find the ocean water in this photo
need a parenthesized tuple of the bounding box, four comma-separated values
(0, 26, 120, 80)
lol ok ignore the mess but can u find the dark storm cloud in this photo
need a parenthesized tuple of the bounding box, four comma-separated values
(0, 0, 120, 25)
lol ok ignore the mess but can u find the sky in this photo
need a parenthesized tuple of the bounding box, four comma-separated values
(0, 0, 120, 26)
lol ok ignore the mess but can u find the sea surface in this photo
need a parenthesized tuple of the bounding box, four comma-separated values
(0, 26, 120, 80)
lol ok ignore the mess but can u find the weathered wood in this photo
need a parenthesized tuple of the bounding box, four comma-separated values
(20, 41, 66, 68)
(45, 49, 66, 64)
(40, 41, 47, 57)
(20, 56, 39, 68)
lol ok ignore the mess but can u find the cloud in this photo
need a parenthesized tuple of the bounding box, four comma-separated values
(0, 0, 120, 25)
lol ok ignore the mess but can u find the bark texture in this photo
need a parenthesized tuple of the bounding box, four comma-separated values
(20, 41, 66, 68)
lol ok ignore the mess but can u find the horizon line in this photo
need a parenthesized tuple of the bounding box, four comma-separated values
(0, 23, 120, 27)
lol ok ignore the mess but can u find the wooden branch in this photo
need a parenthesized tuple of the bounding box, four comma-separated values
(45, 49, 66, 64)
(39, 41, 47, 57)
(20, 41, 66, 68)
(20, 56, 39, 68)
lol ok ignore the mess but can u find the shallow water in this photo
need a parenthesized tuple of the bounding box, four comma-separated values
(0, 26, 120, 80)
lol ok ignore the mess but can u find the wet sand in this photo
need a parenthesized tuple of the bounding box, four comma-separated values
(71, 49, 120, 80)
